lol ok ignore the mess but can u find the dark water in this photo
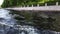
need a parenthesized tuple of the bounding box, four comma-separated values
(0, 9, 40, 34)
(0, 9, 59, 34)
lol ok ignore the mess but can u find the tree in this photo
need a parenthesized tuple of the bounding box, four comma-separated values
(2, 0, 57, 8)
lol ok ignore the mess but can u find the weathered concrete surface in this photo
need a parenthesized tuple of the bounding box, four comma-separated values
(5, 6, 60, 11)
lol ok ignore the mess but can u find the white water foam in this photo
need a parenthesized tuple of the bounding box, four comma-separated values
(0, 9, 16, 27)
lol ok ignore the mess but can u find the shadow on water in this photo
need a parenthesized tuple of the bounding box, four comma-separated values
(0, 9, 59, 34)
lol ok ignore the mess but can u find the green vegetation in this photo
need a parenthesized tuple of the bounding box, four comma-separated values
(2, 0, 60, 8)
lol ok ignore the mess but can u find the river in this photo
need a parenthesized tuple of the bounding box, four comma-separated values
(0, 9, 59, 34)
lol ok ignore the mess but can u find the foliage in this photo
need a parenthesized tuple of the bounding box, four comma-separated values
(2, 0, 59, 8)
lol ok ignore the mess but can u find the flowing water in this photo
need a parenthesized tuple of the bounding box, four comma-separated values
(0, 9, 59, 34)
(0, 9, 41, 34)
